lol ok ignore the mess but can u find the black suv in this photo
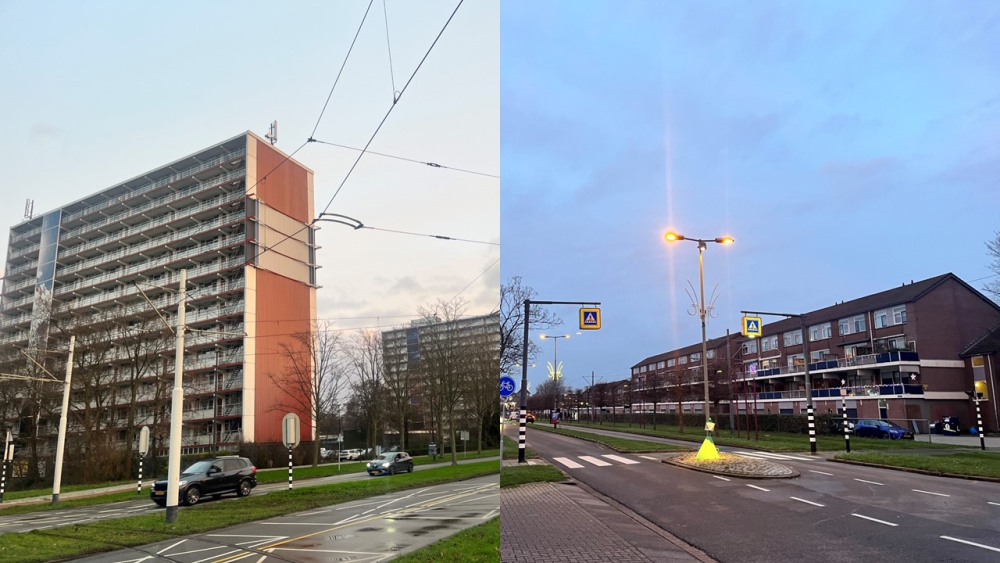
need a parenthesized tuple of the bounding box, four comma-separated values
(151, 456, 257, 506)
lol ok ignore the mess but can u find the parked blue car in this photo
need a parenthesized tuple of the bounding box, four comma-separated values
(853, 419, 914, 440)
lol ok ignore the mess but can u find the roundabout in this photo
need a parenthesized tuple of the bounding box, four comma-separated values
(662, 451, 799, 479)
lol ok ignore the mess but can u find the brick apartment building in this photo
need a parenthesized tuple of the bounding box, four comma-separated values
(627, 273, 1000, 432)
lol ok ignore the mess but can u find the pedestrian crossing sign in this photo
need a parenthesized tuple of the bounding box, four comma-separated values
(743, 316, 762, 337)
(579, 307, 601, 330)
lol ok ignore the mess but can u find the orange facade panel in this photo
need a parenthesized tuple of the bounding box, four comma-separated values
(254, 269, 314, 442)
(255, 141, 311, 223)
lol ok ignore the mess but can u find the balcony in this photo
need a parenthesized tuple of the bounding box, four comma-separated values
(748, 351, 919, 378)
(743, 384, 925, 402)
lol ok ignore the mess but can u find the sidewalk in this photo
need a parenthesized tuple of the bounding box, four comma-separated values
(500, 460, 711, 562)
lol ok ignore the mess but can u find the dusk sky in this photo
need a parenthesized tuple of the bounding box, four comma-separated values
(501, 1, 1000, 394)
(0, 1, 498, 338)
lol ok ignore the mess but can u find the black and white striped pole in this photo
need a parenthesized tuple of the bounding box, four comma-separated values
(137, 426, 149, 495)
(0, 428, 10, 503)
(841, 379, 850, 453)
(975, 394, 986, 451)
(518, 300, 531, 464)
(282, 413, 301, 490)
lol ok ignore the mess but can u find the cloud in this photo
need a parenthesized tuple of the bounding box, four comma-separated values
(30, 123, 61, 138)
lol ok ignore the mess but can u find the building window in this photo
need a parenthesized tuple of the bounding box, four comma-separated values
(892, 305, 907, 324)
(679, 356, 688, 364)
(854, 315, 866, 333)
(667, 358, 675, 367)
(809, 322, 832, 341)
(788, 354, 804, 367)
(706, 349, 715, 359)
(810, 349, 828, 361)
(874, 310, 888, 328)
(657, 361, 665, 369)
(690, 352, 701, 362)
(640, 365, 647, 373)
(839, 319, 850, 335)
(783, 330, 802, 347)
(743, 340, 758, 354)
(760, 335, 778, 351)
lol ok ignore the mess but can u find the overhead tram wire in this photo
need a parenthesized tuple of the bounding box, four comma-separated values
(317, 0, 466, 215)
(449, 256, 499, 304)
(359, 225, 498, 246)
(310, 138, 499, 179)
(310, 0, 377, 139)
(382, 0, 398, 101)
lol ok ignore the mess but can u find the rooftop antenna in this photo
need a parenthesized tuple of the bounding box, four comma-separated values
(264, 120, 278, 146)
(24, 199, 34, 220)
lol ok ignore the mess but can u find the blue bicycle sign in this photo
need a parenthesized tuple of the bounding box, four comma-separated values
(499, 376, 517, 398)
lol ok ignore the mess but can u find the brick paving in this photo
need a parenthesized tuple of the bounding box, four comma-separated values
(501, 479, 704, 562)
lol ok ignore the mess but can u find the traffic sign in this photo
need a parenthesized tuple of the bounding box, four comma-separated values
(138, 426, 150, 456)
(282, 413, 301, 449)
(499, 376, 517, 398)
(748, 364, 757, 375)
(579, 307, 601, 330)
(742, 316, 762, 337)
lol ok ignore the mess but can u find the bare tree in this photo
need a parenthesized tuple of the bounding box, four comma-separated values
(416, 299, 469, 466)
(267, 322, 345, 466)
(500, 277, 561, 375)
(344, 330, 386, 456)
(464, 327, 500, 454)
(987, 231, 1000, 301)
(382, 332, 414, 452)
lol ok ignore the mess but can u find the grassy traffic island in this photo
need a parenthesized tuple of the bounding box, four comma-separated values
(0, 461, 500, 563)
(392, 517, 500, 563)
(531, 424, 691, 453)
(834, 450, 1000, 480)
(665, 451, 798, 479)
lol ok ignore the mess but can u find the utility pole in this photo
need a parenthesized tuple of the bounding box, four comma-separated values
(165, 269, 187, 523)
(51, 335, 75, 504)
(726, 329, 734, 435)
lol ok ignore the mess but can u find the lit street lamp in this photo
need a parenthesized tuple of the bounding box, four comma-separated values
(664, 232, 734, 421)
(540, 334, 570, 418)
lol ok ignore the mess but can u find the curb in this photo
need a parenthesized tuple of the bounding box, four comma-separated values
(830, 457, 1000, 483)
(660, 455, 799, 480)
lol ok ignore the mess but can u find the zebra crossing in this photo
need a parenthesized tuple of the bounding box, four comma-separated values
(729, 450, 818, 462)
(553, 454, 642, 469)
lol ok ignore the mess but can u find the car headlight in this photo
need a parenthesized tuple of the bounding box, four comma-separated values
(178, 481, 188, 487)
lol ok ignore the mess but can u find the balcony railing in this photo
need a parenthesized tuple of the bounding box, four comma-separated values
(62, 149, 246, 223)
(59, 174, 245, 242)
(747, 351, 919, 378)
(740, 384, 925, 402)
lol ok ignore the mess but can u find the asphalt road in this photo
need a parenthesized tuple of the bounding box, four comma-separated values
(70, 475, 499, 563)
(509, 425, 1000, 562)
(0, 456, 499, 535)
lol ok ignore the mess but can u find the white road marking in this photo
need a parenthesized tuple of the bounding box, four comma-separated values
(192, 549, 241, 563)
(852, 513, 898, 527)
(481, 509, 499, 520)
(553, 457, 584, 469)
(913, 489, 950, 497)
(712, 476, 731, 482)
(167, 545, 230, 557)
(809, 470, 834, 476)
(940, 536, 1000, 553)
(751, 452, 813, 461)
(601, 454, 640, 465)
(746, 485, 770, 492)
(579, 456, 612, 467)
(299, 509, 332, 516)
(156, 539, 187, 554)
(854, 478, 884, 486)
(790, 497, 825, 507)
(987, 501, 1000, 506)
(639, 455, 658, 461)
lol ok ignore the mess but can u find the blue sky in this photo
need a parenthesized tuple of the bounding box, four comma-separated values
(501, 1, 1000, 393)
(0, 1, 498, 332)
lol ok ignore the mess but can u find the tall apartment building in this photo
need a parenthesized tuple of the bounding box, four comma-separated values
(629, 274, 1000, 432)
(1, 131, 317, 454)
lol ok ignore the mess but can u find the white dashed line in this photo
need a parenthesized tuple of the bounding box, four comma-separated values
(852, 513, 898, 527)
(639, 455, 658, 461)
(913, 489, 950, 497)
(987, 502, 1000, 506)
(940, 536, 1000, 553)
(601, 454, 640, 465)
(809, 470, 833, 476)
(854, 478, 884, 486)
(790, 497, 825, 507)
(553, 457, 584, 469)
(579, 456, 612, 467)
(746, 484, 770, 492)
(712, 476, 731, 482)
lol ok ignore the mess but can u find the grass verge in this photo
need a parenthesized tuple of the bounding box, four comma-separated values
(500, 465, 566, 488)
(533, 424, 690, 452)
(0, 461, 500, 563)
(502, 435, 539, 459)
(391, 517, 499, 562)
(835, 451, 1000, 479)
(563, 421, 960, 452)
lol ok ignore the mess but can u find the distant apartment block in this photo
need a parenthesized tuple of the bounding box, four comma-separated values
(1, 131, 318, 453)
(629, 274, 1000, 432)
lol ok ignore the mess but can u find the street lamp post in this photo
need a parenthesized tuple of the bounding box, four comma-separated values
(664, 232, 734, 423)
(540, 334, 569, 422)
